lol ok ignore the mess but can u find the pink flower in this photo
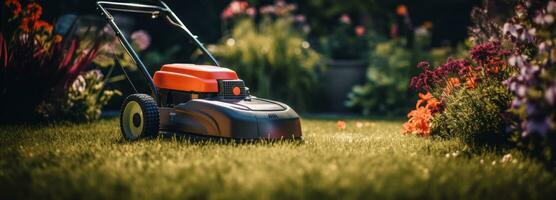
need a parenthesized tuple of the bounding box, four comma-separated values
(340, 14, 351, 25)
(131, 30, 151, 51)
(295, 15, 306, 23)
(355, 25, 365, 37)
(246, 8, 256, 17)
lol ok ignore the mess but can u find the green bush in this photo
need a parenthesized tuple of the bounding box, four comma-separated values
(346, 39, 416, 116)
(209, 18, 321, 110)
(431, 82, 512, 147)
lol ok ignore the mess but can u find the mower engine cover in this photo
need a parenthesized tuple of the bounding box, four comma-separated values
(154, 64, 302, 140)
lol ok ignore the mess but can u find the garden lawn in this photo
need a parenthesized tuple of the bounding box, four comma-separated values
(1, 118, 555, 200)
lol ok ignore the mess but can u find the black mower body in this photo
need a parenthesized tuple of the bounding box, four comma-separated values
(159, 97, 302, 139)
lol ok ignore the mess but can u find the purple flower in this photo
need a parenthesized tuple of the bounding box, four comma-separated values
(526, 118, 552, 137)
(416, 61, 430, 69)
(511, 99, 523, 109)
(469, 42, 506, 64)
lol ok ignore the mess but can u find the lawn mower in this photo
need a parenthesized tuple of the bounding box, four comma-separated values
(96, 0, 302, 141)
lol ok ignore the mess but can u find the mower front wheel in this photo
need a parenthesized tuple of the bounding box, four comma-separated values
(120, 94, 159, 141)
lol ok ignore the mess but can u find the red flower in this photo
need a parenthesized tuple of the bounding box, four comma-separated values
(33, 20, 53, 33)
(19, 17, 32, 32)
(5, 0, 22, 17)
(26, 2, 43, 20)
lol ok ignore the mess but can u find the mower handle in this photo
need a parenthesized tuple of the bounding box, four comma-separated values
(96, 0, 221, 103)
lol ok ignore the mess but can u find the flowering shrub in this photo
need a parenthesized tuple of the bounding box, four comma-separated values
(502, 1, 556, 165)
(403, 41, 513, 142)
(0, 0, 113, 122)
(38, 70, 121, 121)
(431, 82, 512, 145)
(209, 0, 320, 110)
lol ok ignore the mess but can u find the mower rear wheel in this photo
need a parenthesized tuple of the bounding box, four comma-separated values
(120, 94, 159, 140)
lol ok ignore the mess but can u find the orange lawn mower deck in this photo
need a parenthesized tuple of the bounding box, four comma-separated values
(97, 0, 302, 141)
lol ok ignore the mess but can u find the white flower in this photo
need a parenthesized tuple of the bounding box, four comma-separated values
(501, 153, 513, 163)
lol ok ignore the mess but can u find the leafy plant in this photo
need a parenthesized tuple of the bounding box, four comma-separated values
(0, 0, 113, 122)
(431, 82, 512, 146)
(346, 25, 437, 116)
(346, 39, 415, 116)
(209, 1, 321, 110)
(38, 70, 121, 122)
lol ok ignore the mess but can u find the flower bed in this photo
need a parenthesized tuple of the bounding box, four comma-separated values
(402, 1, 556, 166)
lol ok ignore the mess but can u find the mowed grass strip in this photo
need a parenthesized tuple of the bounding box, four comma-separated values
(1, 118, 555, 200)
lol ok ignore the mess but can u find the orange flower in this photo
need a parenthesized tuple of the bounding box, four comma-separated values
(33, 20, 53, 33)
(396, 5, 408, 16)
(402, 92, 440, 137)
(26, 2, 42, 20)
(423, 21, 433, 29)
(425, 98, 440, 110)
(416, 92, 433, 108)
(465, 76, 477, 89)
(54, 34, 63, 43)
(337, 120, 346, 130)
(490, 65, 500, 74)
(5, 0, 22, 17)
(443, 77, 461, 95)
(402, 107, 432, 136)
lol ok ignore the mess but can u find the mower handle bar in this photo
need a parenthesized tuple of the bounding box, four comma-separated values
(96, 0, 221, 104)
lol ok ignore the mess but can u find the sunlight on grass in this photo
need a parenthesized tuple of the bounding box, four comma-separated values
(1, 119, 555, 200)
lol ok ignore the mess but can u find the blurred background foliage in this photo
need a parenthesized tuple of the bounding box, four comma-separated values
(1, 0, 483, 123)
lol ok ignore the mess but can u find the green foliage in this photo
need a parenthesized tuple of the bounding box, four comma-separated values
(38, 70, 121, 122)
(209, 18, 321, 110)
(346, 39, 414, 116)
(346, 25, 467, 116)
(432, 82, 512, 147)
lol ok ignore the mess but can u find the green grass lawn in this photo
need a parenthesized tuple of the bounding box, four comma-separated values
(1, 118, 555, 200)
